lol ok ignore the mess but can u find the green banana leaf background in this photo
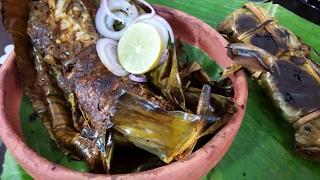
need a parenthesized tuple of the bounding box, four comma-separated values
(2, 0, 320, 179)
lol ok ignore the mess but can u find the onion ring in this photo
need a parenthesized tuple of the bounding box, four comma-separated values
(129, 74, 148, 82)
(96, 0, 138, 40)
(96, 38, 129, 76)
(132, 14, 169, 48)
(101, 0, 124, 23)
(132, 14, 174, 44)
(136, 0, 155, 19)
(96, 0, 175, 77)
(154, 15, 175, 43)
(159, 49, 169, 65)
(106, 11, 127, 30)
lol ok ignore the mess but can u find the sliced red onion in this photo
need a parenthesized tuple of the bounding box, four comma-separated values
(131, 13, 152, 25)
(129, 74, 148, 82)
(137, 0, 155, 18)
(129, 0, 155, 24)
(96, 38, 129, 76)
(133, 16, 168, 48)
(106, 11, 127, 30)
(159, 49, 169, 65)
(132, 15, 174, 45)
(101, 0, 124, 23)
(97, 0, 138, 40)
(149, 19, 169, 48)
(108, 0, 138, 23)
(96, 8, 120, 40)
(154, 15, 175, 43)
(95, 0, 175, 76)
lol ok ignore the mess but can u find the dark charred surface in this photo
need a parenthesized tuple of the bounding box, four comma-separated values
(110, 144, 165, 174)
(235, 14, 259, 34)
(82, 0, 99, 18)
(28, 0, 99, 61)
(25, 0, 177, 172)
(27, 1, 71, 60)
(212, 78, 235, 97)
(272, 60, 320, 113)
(27, 0, 174, 128)
(233, 13, 279, 55)
(290, 56, 307, 66)
(16, 0, 237, 173)
(276, 28, 291, 42)
(250, 33, 279, 55)
(27, 1, 55, 55)
(220, 2, 320, 159)
(69, 50, 120, 125)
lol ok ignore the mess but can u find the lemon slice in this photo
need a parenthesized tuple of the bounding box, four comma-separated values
(118, 23, 164, 74)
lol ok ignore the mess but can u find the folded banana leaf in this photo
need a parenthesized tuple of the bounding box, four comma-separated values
(1, 0, 44, 127)
(1, 0, 236, 174)
(3, 0, 320, 179)
(219, 3, 320, 158)
(149, 43, 237, 138)
(149, 43, 235, 112)
(113, 91, 207, 163)
(144, 0, 320, 179)
(149, 46, 189, 112)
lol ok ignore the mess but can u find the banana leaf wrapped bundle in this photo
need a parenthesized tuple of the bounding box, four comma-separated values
(218, 3, 320, 158)
(1, 0, 237, 173)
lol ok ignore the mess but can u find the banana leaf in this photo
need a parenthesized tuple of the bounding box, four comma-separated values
(1, 96, 89, 180)
(1, 0, 235, 176)
(113, 92, 207, 163)
(2, 0, 320, 179)
(144, 0, 320, 179)
(1, 152, 32, 180)
(149, 46, 189, 112)
(149, 43, 235, 113)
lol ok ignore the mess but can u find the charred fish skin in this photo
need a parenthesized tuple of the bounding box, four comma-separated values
(27, 0, 150, 172)
(27, 0, 221, 172)
(219, 3, 320, 157)
(28, 0, 99, 61)
(28, 0, 174, 125)
(27, 0, 116, 172)
(34, 49, 108, 171)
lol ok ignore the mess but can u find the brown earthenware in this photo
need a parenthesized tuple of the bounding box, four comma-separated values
(0, 6, 247, 180)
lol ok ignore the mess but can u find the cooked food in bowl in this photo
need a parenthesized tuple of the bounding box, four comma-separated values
(7, 0, 237, 173)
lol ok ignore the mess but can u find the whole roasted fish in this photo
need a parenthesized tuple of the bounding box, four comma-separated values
(1, 0, 236, 173)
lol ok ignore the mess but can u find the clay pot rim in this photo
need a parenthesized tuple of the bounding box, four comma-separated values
(0, 5, 248, 180)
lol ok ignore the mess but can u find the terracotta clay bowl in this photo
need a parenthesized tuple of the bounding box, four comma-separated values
(0, 5, 247, 180)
